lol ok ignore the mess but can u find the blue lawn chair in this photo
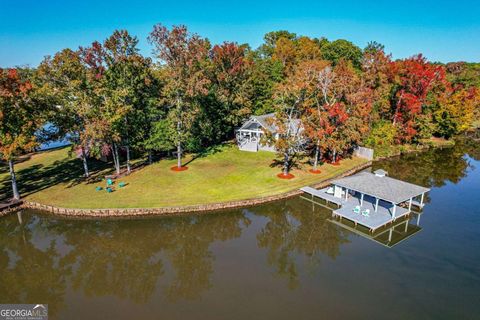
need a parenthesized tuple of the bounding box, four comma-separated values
(118, 182, 126, 188)
(106, 187, 113, 193)
(107, 179, 114, 186)
(95, 186, 103, 191)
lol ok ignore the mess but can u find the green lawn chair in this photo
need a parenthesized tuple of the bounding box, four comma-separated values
(361, 209, 370, 217)
(107, 179, 114, 186)
(118, 182, 126, 188)
(353, 205, 361, 214)
(106, 187, 113, 193)
(95, 186, 103, 191)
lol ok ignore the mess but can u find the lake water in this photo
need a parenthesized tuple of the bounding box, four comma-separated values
(1, 140, 479, 320)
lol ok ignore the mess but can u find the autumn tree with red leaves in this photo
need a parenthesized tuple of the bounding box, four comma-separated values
(390, 54, 447, 142)
(210, 42, 253, 129)
(300, 61, 332, 172)
(0, 69, 43, 200)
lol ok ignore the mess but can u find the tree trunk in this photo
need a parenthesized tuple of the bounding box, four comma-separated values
(148, 150, 153, 165)
(283, 151, 289, 176)
(124, 116, 131, 174)
(81, 147, 89, 178)
(8, 159, 20, 200)
(126, 145, 131, 174)
(332, 149, 337, 164)
(393, 93, 403, 126)
(112, 143, 121, 175)
(111, 144, 117, 171)
(177, 142, 182, 168)
(313, 141, 320, 171)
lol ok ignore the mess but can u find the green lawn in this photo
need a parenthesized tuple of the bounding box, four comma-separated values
(0, 144, 368, 209)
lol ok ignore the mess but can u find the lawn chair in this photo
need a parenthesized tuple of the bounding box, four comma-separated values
(353, 205, 361, 214)
(118, 182, 126, 188)
(95, 186, 103, 191)
(107, 179, 114, 186)
(361, 209, 370, 217)
(106, 187, 113, 193)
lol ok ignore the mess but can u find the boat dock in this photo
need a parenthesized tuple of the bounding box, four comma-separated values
(300, 169, 430, 232)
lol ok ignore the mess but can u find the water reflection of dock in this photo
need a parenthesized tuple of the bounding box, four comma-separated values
(328, 215, 422, 248)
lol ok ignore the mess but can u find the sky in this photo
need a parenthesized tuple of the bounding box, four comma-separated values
(1, 0, 479, 67)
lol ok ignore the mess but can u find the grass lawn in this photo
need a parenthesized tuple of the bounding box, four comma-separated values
(0, 144, 368, 209)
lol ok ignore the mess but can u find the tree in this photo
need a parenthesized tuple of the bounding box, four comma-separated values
(272, 36, 322, 74)
(77, 40, 126, 173)
(323, 102, 350, 163)
(296, 36, 322, 62)
(267, 61, 322, 177)
(102, 30, 153, 174)
(149, 24, 211, 169)
(335, 59, 372, 141)
(38, 48, 95, 177)
(364, 41, 385, 55)
(361, 42, 392, 120)
(272, 37, 297, 72)
(0, 69, 42, 200)
(248, 51, 284, 115)
(434, 87, 478, 138)
(259, 30, 297, 58)
(321, 39, 362, 68)
(390, 54, 447, 142)
(299, 61, 332, 172)
(210, 42, 253, 131)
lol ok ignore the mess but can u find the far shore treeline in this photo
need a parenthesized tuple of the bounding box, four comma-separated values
(1, 25, 479, 200)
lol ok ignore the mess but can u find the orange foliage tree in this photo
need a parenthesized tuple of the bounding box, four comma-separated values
(0, 69, 42, 200)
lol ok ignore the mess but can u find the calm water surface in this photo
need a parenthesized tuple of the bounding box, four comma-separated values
(1, 140, 480, 320)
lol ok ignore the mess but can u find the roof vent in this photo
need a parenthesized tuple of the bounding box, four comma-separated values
(374, 169, 388, 177)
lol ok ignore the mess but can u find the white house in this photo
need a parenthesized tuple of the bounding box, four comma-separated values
(235, 113, 302, 152)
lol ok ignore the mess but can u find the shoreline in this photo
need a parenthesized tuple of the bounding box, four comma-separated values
(1, 138, 456, 219)
(10, 161, 372, 218)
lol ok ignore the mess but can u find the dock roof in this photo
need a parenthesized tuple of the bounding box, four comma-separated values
(332, 171, 430, 204)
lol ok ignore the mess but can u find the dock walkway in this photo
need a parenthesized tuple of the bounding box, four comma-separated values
(300, 186, 345, 206)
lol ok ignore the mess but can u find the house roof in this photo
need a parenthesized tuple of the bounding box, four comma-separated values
(239, 113, 302, 134)
(332, 171, 430, 204)
(251, 113, 277, 132)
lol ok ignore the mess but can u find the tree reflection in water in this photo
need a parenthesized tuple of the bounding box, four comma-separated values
(0, 210, 252, 314)
(373, 137, 477, 205)
(255, 198, 350, 289)
(0, 214, 68, 317)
